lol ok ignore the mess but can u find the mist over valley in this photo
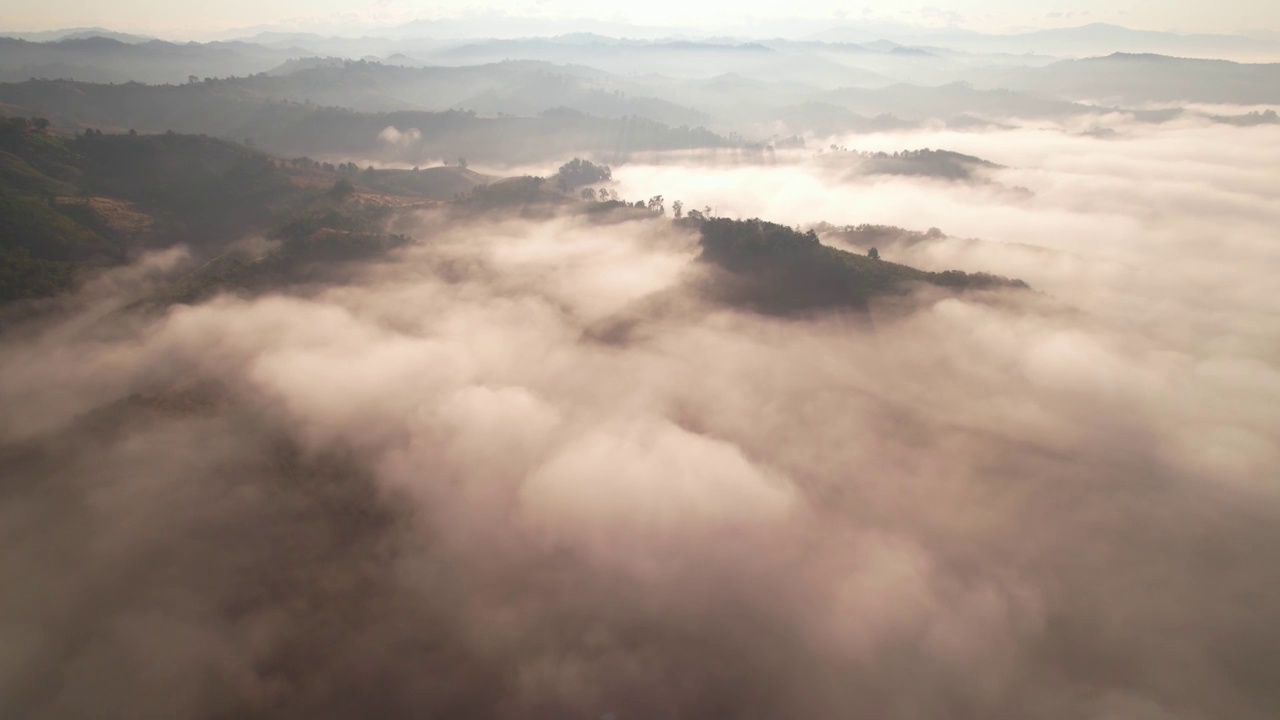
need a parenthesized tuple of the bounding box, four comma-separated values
(1, 6, 1279, 719)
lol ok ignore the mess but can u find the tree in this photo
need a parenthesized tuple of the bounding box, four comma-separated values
(458, 158, 468, 169)
(868, 247, 880, 260)
(330, 177, 355, 198)
(32, 117, 50, 131)
(648, 195, 665, 214)
(555, 158, 612, 190)
(687, 209, 705, 220)
(672, 200, 684, 219)
(580, 188, 598, 201)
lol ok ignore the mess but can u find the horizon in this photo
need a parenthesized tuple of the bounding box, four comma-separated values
(2, 3, 1280, 43)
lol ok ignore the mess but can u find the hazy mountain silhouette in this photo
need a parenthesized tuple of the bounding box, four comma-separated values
(971, 52, 1280, 104)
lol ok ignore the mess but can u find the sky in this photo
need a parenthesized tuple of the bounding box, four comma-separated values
(2, 0, 1279, 39)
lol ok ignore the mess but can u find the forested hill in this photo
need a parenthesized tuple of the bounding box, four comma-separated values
(969, 53, 1280, 105)
(0, 79, 731, 164)
(695, 217, 1028, 313)
(0, 35, 305, 84)
(231, 60, 710, 127)
(1, 118, 1028, 315)
(0, 116, 488, 303)
(1, 117, 286, 301)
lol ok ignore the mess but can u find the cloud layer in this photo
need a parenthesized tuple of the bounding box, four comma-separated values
(1, 118, 1279, 719)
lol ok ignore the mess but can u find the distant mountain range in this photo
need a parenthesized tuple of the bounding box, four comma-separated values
(0, 27, 153, 43)
(0, 78, 733, 164)
(0, 36, 309, 84)
(814, 23, 1280, 61)
(968, 53, 1280, 104)
(2, 52, 1275, 150)
(6, 21, 1279, 61)
(2, 29, 1277, 142)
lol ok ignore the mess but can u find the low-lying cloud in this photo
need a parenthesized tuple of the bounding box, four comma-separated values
(378, 125, 423, 147)
(1, 119, 1279, 719)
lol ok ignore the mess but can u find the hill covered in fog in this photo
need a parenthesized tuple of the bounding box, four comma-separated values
(0, 80, 731, 163)
(4, 33, 1279, 138)
(0, 35, 307, 84)
(0, 116, 1025, 313)
(969, 52, 1280, 104)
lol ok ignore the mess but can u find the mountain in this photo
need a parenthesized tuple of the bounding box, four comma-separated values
(244, 60, 710, 126)
(0, 27, 154, 43)
(0, 36, 311, 84)
(820, 148, 1005, 182)
(224, 58, 1131, 133)
(0, 80, 732, 164)
(970, 23, 1280, 61)
(970, 53, 1280, 104)
(409, 37, 876, 87)
(382, 16, 682, 41)
(0, 115, 497, 305)
(0, 116, 294, 301)
(695, 217, 1027, 314)
(817, 82, 1092, 121)
(818, 22, 1280, 61)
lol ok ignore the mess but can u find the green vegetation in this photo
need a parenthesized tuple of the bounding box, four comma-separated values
(454, 176, 567, 211)
(0, 116, 109, 299)
(814, 222, 949, 251)
(822, 147, 1003, 180)
(356, 165, 490, 200)
(0, 117, 1028, 315)
(75, 129, 298, 244)
(0, 116, 422, 305)
(160, 205, 409, 306)
(695, 217, 1027, 314)
(0, 246, 73, 302)
(554, 157, 611, 190)
(0, 80, 734, 164)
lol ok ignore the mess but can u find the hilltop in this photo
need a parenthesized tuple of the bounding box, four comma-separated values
(695, 217, 1027, 314)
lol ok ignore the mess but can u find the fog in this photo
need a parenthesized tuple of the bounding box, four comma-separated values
(613, 118, 1280, 344)
(1, 116, 1279, 720)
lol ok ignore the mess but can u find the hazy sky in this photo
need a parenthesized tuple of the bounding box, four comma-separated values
(2, 0, 1279, 38)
